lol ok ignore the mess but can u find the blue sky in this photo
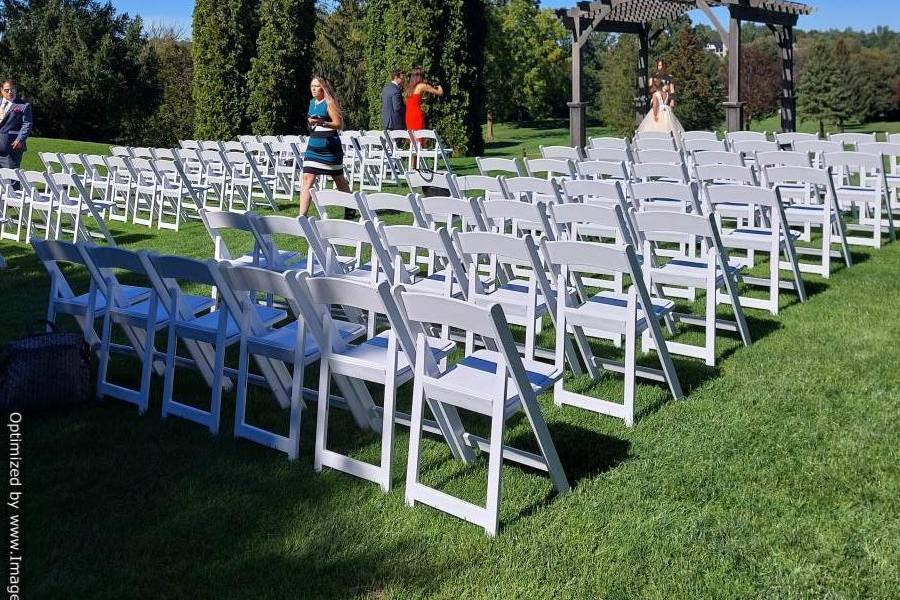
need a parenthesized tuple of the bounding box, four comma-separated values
(113, 0, 899, 36)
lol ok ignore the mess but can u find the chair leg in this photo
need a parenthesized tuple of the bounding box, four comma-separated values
(97, 312, 113, 400)
(314, 360, 331, 473)
(161, 324, 178, 419)
(209, 334, 227, 435)
(404, 372, 427, 508)
(483, 399, 506, 537)
(704, 282, 717, 367)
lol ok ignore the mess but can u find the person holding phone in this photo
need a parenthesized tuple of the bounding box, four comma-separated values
(299, 76, 355, 217)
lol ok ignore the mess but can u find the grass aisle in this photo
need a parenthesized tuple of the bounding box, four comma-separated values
(1, 130, 898, 598)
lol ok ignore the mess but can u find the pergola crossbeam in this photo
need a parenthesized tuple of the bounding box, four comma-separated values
(559, 0, 813, 146)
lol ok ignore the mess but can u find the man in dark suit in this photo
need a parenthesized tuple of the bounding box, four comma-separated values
(380, 69, 405, 130)
(0, 79, 32, 170)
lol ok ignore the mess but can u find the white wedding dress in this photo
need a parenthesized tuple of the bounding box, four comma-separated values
(637, 91, 685, 144)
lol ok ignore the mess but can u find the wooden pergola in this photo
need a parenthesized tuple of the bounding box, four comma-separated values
(557, 0, 814, 147)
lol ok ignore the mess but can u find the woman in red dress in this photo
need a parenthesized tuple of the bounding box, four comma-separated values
(405, 66, 443, 132)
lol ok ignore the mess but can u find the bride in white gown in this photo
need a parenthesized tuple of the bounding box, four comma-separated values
(637, 79, 684, 144)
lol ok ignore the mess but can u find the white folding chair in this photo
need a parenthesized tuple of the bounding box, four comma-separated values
(633, 134, 677, 151)
(823, 151, 895, 248)
(828, 132, 876, 150)
(399, 290, 569, 536)
(21, 170, 58, 241)
(775, 131, 818, 149)
(126, 157, 159, 227)
(32, 239, 147, 349)
(356, 134, 394, 192)
(725, 131, 768, 148)
(731, 139, 778, 162)
(46, 171, 114, 244)
(151, 159, 206, 230)
(705, 184, 807, 314)
(200, 209, 266, 268)
(39, 152, 67, 174)
(378, 223, 469, 300)
(692, 150, 745, 168)
(794, 140, 842, 168)
(683, 138, 727, 154)
(762, 165, 852, 278)
(386, 129, 416, 176)
(859, 142, 900, 227)
(84, 245, 213, 413)
(217, 264, 368, 459)
(415, 194, 487, 233)
(524, 158, 577, 181)
(631, 161, 690, 183)
(543, 239, 683, 426)
(101, 155, 135, 223)
(247, 213, 322, 274)
(634, 148, 683, 165)
(303, 275, 457, 491)
(411, 129, 453, 172)
(142, 253, 286, 433)
(311, 189, 372, 221)
(405, 170, 461, 198)
(681, 131, 719, 143)
(633, 210, 751, 366)
(584, 146, 633, 164)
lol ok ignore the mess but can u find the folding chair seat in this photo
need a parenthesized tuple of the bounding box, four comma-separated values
(32, 239, 147, 348)
(300, 275, 457, 491)
(542, 239, 683, 427)
(502, 176, 565, 205)
(0, 168, 28, 241)
(575, 159, 630, 182)
(705, 183, 807, 315)
(823, 151, 895, 248)
(142, 254, 284, 433)
(217, 264, 368, 459)
(46, 172, 114, 244)
(83, 246, 213, 412)
(763, 165, 852, 278)
(633, 210, 751, 366)
(399, 291, 569, 536)
(454, 174, 509, 203)
(539, 145, 583, 161)
(476, 156, 524, 178)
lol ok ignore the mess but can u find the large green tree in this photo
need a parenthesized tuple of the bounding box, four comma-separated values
(314, 0, 369, 130)
(798, 38, 854, 134)
(140, 25, 194, 148)
(364, 0, 486, 156)
(0, 0, 157, 143)
(192, 0, 260, 140)
(484, 0, 570, 122)
(246, 0, 316, 135)
(598, 35, 638, 136)
(663, 26, 723, 131)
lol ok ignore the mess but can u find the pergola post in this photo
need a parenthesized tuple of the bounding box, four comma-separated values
(635, 26, 651, 125)
(724, 12, 744, 131)
(568, 30, 587, 148)
(777, 25, 796, 132)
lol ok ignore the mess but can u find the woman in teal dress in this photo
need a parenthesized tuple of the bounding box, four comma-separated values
(300, 76, 352, 216)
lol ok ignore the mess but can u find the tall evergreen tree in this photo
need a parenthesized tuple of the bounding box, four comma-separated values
(246, 0, 316, 135)
(798, 38, 854, 134)
(664, 27, 723, 131)
(364, 0, 486, 155)
(192, 0, 260, 139)
(598, 35, 638, 136)
(315, 0, 369, 129)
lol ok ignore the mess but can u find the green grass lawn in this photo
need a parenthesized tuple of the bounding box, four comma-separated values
(2, 127, 899, 599)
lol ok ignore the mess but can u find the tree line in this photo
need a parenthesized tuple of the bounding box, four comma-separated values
(0, 0, 898, 153)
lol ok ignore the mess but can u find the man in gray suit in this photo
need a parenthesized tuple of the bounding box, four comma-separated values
(380, 69, 405, 130)
(0, 79, 32, 170)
